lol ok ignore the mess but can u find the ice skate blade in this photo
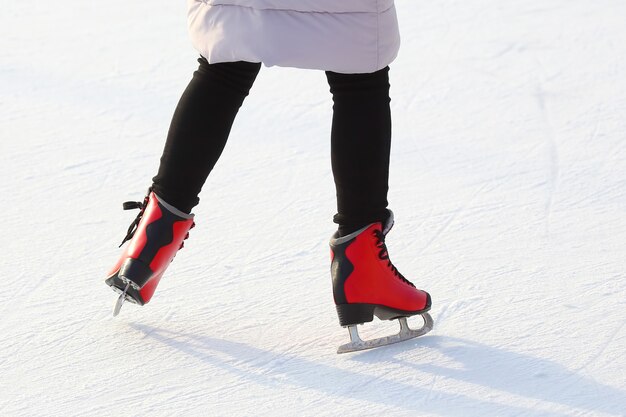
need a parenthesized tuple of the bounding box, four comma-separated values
(112, 282, 136, 317)
(337, 313, 433, 354)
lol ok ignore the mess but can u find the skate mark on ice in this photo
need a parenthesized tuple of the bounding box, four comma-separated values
(575, 319, 626, 376)
(567, 179, 626, 208)
(0, 271, 61, 365)
(601, 125, 626, 171)
(432, 296, 485, 327)
(533, 62, 561, 235)
(418, 181, 494, 256)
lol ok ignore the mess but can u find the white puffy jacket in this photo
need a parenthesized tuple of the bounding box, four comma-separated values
(186, 0, 401, 73)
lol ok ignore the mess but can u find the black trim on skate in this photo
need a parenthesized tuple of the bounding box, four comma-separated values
(336, 303, 376, 326)
(138, 201, 183, 262)
(336, 293, 432, 327)
(119, 258, 153, 288)
(330, 237, 356, 305)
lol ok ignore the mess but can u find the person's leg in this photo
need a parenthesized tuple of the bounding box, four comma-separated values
(105, 57, 260, 311)
(325, 67, 392, 236)
(326, 67, 432, 350)
(152, 57, 262, 213)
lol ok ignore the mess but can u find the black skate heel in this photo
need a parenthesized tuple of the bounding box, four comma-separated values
(336, 303, 376, 327)
(119, 258, 153, 289)
(105, 259, 154, 307)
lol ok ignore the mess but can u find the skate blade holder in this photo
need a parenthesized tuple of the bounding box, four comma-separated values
(337, 313, 433, 354)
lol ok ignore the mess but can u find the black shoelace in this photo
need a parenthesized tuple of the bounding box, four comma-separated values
(118, 193, 150, 247)
(373, 229, 416, 288)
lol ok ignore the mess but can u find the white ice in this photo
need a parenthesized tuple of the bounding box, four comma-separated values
(1, 1, 625, 416)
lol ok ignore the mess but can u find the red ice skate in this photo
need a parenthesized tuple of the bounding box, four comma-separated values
(105, 190, 194, 316)
(330, 211, 433, 353)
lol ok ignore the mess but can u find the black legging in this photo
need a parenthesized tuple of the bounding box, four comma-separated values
(152, 57, 392, 232)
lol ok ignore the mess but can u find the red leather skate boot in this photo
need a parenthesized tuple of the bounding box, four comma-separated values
(105, 190, 194, 314)
(330, 212, 433, 352)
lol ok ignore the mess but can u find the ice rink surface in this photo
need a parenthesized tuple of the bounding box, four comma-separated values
(1, 1, 625, 416)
